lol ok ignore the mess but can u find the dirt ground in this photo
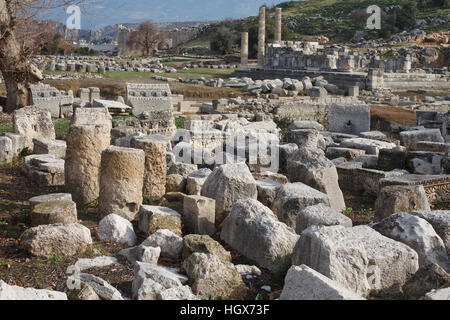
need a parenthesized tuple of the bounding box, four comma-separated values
(0, 159, 285, 300)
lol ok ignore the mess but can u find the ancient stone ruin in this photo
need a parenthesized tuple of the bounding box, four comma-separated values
(0, 4, 449, 304)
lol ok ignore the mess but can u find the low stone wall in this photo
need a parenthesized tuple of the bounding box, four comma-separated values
(234, 68, 367, 90)
(234, 69, 450, 91)
(337, 163, 404, 196)
(276, 97, 359, 125)
(380, 174, 450, 204)
(382, 72, 450, 90)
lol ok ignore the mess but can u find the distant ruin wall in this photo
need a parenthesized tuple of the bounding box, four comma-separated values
(234, 68, 367, 90)
(164, 29, 199, 47)
(383, 72, 450, 90)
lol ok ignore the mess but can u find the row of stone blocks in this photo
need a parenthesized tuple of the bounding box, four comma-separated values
(47, 63, 101, 73)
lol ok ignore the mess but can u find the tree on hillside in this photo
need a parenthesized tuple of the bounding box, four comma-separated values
(126, 20, 165, 57)
(0, 0, 90, 113)
(40, 32, 73, 55)
(210, 26, 236, 54)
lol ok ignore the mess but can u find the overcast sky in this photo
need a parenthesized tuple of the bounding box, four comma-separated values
(51, 0, 287, 29)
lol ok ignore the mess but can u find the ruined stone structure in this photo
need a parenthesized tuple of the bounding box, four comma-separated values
(117, 25, 141, 56)
(125, 83, 176, 137)
(29, 84, 74, 118)
(236, 6, 450, 91)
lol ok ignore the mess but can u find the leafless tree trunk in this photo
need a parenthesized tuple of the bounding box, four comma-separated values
(0, 0, 89, 113)
(127, 20, 165, 57)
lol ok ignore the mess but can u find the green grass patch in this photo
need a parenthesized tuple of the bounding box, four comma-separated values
(179, 36, 212, 49)
(175, 117, 185, 129)
(0, 121, 13, 134)
(53, 118, 71, 140)
(424, 24, 450, 34)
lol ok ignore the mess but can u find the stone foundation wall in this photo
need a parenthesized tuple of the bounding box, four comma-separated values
(234, 69, 367, 90)
(276, 97, 359, 125)
(383, 72, 450, 90)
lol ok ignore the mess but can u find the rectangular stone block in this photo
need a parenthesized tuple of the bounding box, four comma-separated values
(183, 195, 215, 236)
(400, 129, 444, 149)
(0, 136, 13, 163)
(328, 104, 370, 134)
(126, 83, 173, 116)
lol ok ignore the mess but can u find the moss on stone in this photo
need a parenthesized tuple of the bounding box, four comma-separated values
(182, 234, 231, 262)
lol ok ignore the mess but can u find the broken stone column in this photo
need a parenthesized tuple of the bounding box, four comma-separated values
(131, 135, 167, 201)
(258, 6, 266, 67)
(183, 195, 216, 236)
(13, 106, 55, 151)
(99, 146, 145, 221)
(65, 108, 112, 206)
(240, 32, 249, 70)
(274, 8, 282, 42)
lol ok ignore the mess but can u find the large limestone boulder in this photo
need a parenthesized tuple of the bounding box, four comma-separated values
(21, 223, 92, 258)
(352, 225, 419, 294)
(142, 229, 183, 259)
(423, 286, 450, 300)
(99, 146, 145, 221)
(119, 245, 161, 265)
(375, 186, 431, 221)
(67, 283, 100, 301)
(412, 210, 450, 255)
(292, 225, 371, 296)
(271, 182, 330, 230)
(221, 198, 299, 274)
(156, 286, 198, 300)
(132, 262, 188, 300)
(255, 178, 282, 208)
(287, 147, 345, 213)
(182, 234, 231, 262)
(400, 129, 444, 148)
(0, 281, 67, 300)
(168, 162, 198, 178)
(183, 253, 247, 300)
(74, 273, 123, 300)
(403, 264, 450, 299)
(280, 265, 365, 300)
(372, 213, 450, 273)
(13, 106, 55, 151)
(97, 214, 137, 246)
(340, 138, 396, 156)
(138, 205, 182, 237)
(187, 168, 212, 196)
(290, 129, 321, 149)
(296, 204, 352, 234)
(201, 163, 257, 222)
(31, 200, 78, 227)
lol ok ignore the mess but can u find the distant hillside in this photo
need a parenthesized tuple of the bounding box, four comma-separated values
(50, 20, 212, 44)
(183, 0, 450, 50)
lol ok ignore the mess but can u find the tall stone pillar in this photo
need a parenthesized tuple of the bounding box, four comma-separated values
(240, 32, 249, 70)
(131, 135, 167, 201)
(258, 6, 266, 68)
(65, 108, 112, 207)
(275, 8, 282, 42)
